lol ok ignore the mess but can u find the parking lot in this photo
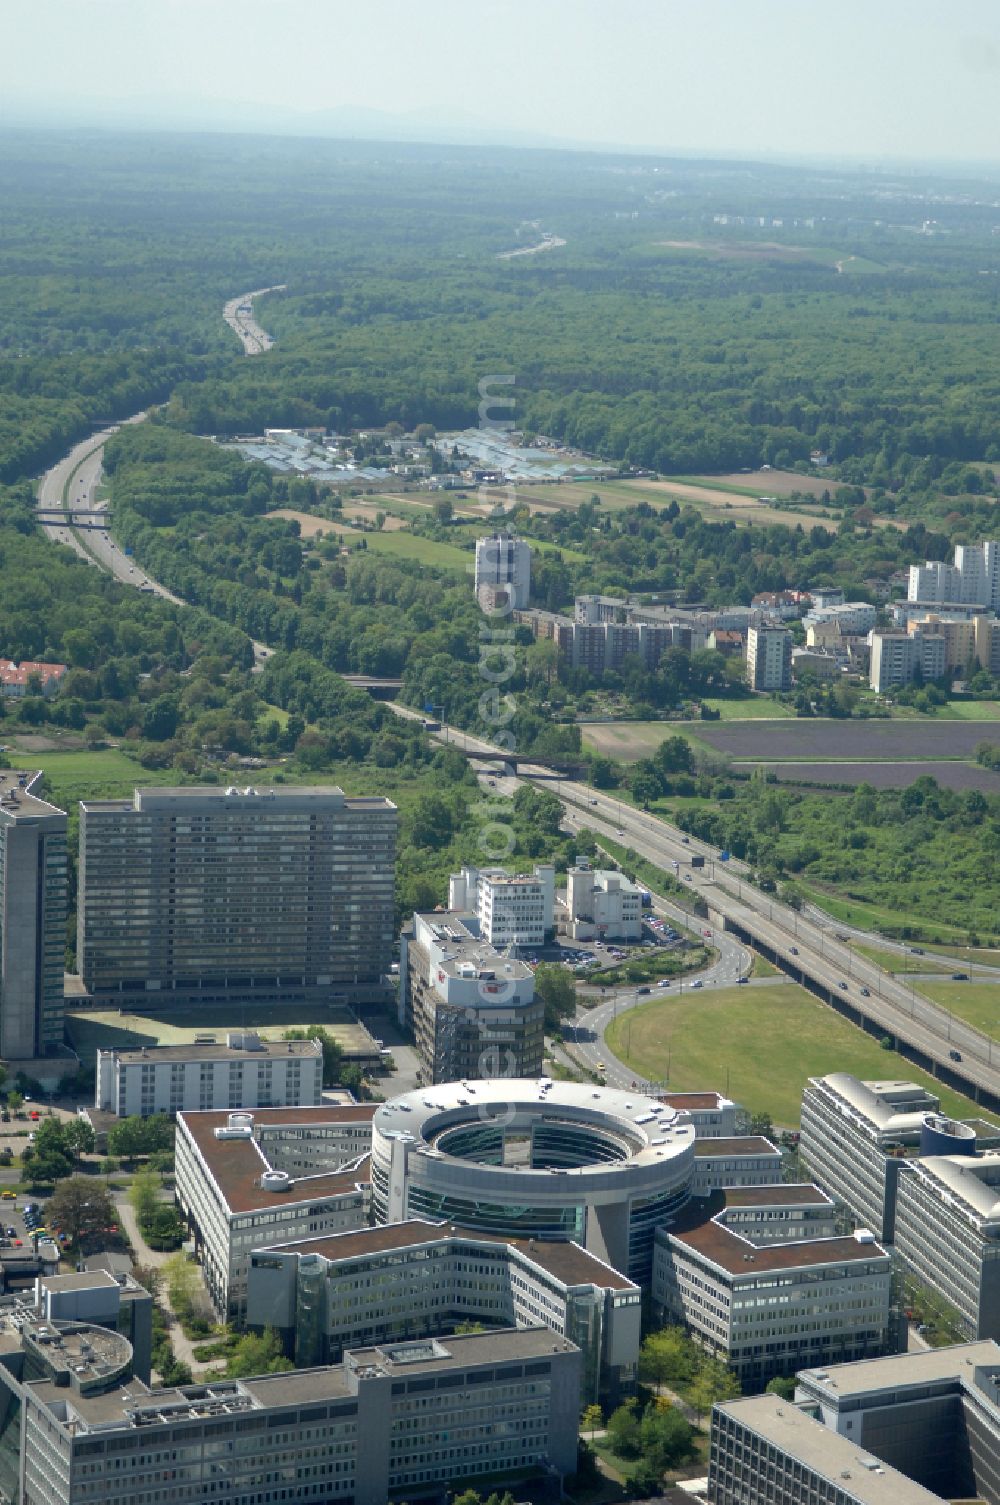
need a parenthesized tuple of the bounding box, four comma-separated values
(0, 1194, 54, 1253)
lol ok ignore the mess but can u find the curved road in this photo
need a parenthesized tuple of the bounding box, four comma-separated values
(223, 285, 286, 354)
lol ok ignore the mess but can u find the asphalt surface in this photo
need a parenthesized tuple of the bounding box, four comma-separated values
(223, 286, 286, 355)
(389, 711, 1000, 1102)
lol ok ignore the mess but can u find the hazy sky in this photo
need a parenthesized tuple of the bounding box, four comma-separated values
(4, 0, 1000, 163)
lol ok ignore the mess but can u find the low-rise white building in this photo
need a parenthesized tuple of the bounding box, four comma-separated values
(652, 1186, 892, 1389)
(659, 1091, 738, 1138)
(449, 863, 554, 948)
(565, 860, 643, 941)
(95, 1032, 324, 1117)
(803, 601, 878, 635)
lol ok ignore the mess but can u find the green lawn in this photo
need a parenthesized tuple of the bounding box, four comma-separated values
(338, 528, 472, 570)
(0, 747, 178, 806)
(697, 698, 796, 721)
(925, 943, 1000, 967)
(851, 943, 951, 976)
(916, 982, 1000, 1042)
(798, 881, 974, 944)
(605, 982, 989, 1125)
(936, 701, 1000, 721)
(580, 722, 714, 764)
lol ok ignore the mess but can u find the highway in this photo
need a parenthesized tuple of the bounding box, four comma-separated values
(223, 286, 286, 355)
(387, 710, 1000, 1107)
(35, 422, 274, 669)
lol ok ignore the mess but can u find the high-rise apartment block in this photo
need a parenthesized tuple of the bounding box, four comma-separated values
(909, 541, 1000, 610)
(77, 785, 397, 1006)
(746, 625, 792, 691)
(869, 629, 947, 692)
(474, 530, 532, 609)
(0, 770, 67, 1061)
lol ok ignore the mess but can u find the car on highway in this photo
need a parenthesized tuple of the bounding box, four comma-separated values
(690, 979, 703, 990)
(950, 1049, 962, 1062)
(658, 979, 671, 988)
(952, 972, 969, 981)
(737, 977, 748, 985)
(790, 946, 799, 955)
(860, 986, 870, 996)
(597, 1060, 606, 1072)
(838, 980, 848, 990)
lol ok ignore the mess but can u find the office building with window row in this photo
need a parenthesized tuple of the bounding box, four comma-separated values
(0, 770, 67, 1062)
(247, 1217, 641, 1405)
(77, 784, 397, 1007)
(653, 1186, 891, 1390)
(16, 1328, 580, 1505)
(96, 1033, 324, 1117)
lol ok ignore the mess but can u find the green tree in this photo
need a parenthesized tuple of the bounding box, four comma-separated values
(129, 1167, 161, 1229)
(533, 963, 577, 1031)
(688, 1358, 741, 1420)
(282, 1027, 344, 1087)
(225, 1328, 294, 1378)
(45, 1176, 116, 1251)
(765, 1375, 797, 1400)
(606, 1400, 642, 1459)
(581, 1403, 603, 1439)
(638, 1326, 698, 1391)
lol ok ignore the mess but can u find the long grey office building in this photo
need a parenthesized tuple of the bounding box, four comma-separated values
(0, 770, 67, 1060)
(77, 785, 397, 1006)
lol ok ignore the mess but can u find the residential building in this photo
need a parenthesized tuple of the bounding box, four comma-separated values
(448, 863, 554, 948)
(247, 1218, 641, 1404)
(12, 1329, 581, 1505)
(707, 628, 746, 657)
(175, 1103, 376, 1318)
(806, 616, 845, 649)
(905, 613, 977, 672)
(474, 530, 532, 609)
(399, 910, 543, 1084)
(0, 770, 67, 1061)
(77, 785, 397, 1008)
(565, 860, 643, 941)
(894, 1150, 1000, 1340)
(575, 594, 628, 624)
(751, 591, 803, 620)
(804, 601, 878, 635)
(370, 1080, 696, 1282)
(869, 629, 947, 693)
(515, 606, 705, 675)
(653, 1187, 892, 1389)
(976, 614, 1000, 676)
(709, 1393, 948, 1505)
(809, 588, 846, 609)
(95, 1033, 324, 1117)
(690, 1136, 785, 1196)
(746, 626, 792, 692)
(909, 540, 1000, 611)
(0, 659, 67, 698)
(792, 647, 839, 681)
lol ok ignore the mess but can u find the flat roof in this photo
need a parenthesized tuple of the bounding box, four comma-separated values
(659, 1093, 732, 1111)
(81, 786, 396, 814)
(693, 1137, 780, 1157)
(715, 1395, 944, 1504)
(667, 1199, 886, 1277)
(109, 1038, 321, 1066)
(38, 1270, 121, 1293)
(0, 770, 65, 820)
(179, 1106, 376, 1215)
(718, 1183, 832, 1208)
(258, 1219, 638, 1292)
(797, 1340, 1000, 1400)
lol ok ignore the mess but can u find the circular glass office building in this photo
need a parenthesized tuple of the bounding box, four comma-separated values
(371, 1078, 695, 1280)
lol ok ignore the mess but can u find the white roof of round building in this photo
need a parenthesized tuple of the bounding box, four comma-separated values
(374, 1077, 695, 1172)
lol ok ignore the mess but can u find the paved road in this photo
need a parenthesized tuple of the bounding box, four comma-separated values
(113, 1195, 216, 1376)
(37, 423, 274, 669)
(387, 709, 1000, 1103)
(223, 285, 286, 354)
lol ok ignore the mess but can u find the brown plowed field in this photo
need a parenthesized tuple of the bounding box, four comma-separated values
(695, 721, 1000, 760)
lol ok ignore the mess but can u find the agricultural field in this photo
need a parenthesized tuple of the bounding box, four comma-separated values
(704, 468, 868, 499)
(604, 982, 989, 1125)
(581, 722, 713, 763)
(741, 761, 1000, 792)
(0, 746, 178, 806)
(693, 720, 1000, 761)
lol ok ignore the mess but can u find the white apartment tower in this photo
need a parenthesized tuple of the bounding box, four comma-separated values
(746, 625, 792, 692)
(908, 541, 1000, 609)
(475, 530, 532, 609)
